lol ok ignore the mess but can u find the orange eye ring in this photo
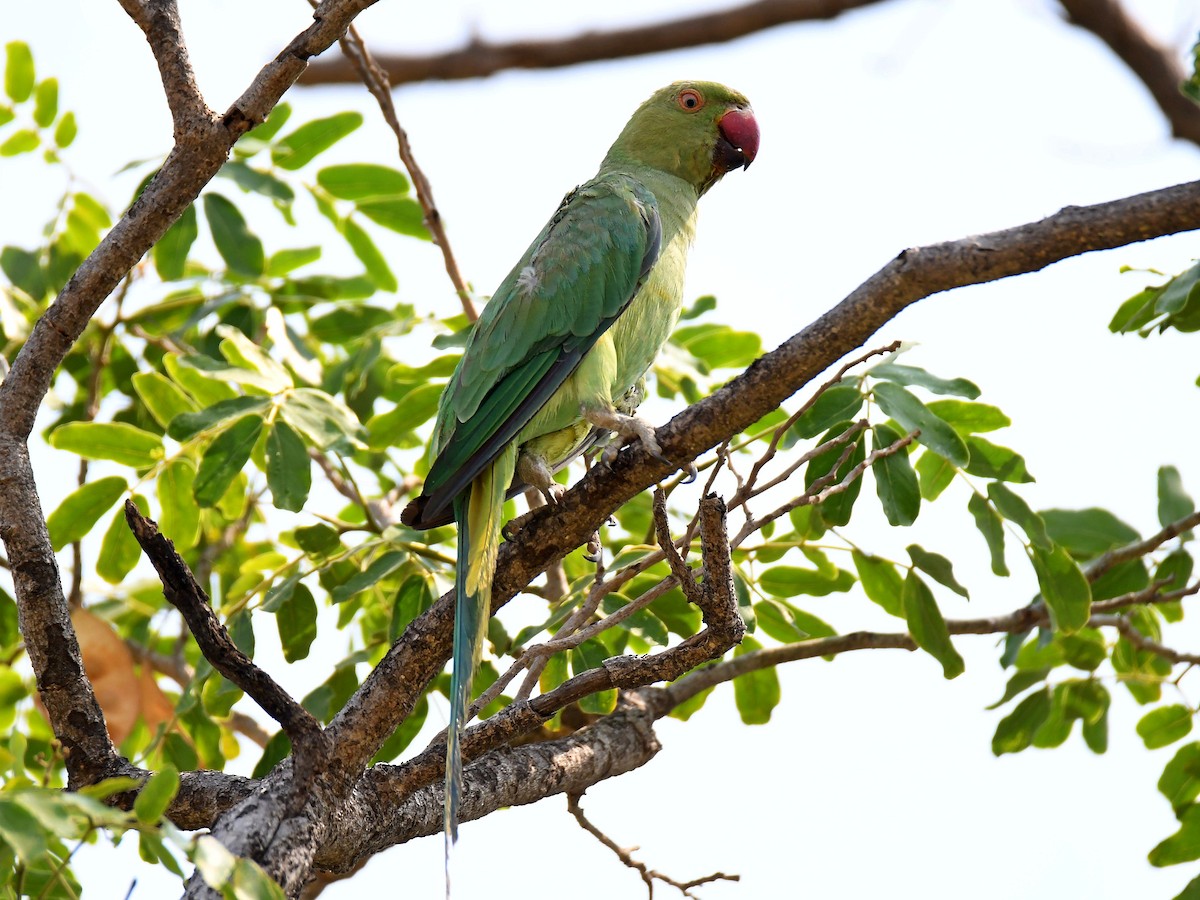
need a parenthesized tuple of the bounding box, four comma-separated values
(676, 88, 704, 111)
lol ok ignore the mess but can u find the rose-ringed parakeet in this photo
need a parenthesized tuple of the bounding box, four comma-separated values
(401, 80, 758, 855)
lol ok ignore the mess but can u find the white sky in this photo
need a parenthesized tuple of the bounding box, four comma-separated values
(6, 0, 1200, 898)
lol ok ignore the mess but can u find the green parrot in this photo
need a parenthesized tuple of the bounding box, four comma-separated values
(400, 80, 758, 851)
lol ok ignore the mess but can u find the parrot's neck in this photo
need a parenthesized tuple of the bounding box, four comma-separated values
(606, 166, 699, 392)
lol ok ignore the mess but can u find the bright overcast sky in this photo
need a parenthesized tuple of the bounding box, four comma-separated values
(7, 1, 1200, 898)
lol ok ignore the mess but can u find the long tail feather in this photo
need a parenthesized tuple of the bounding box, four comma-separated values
(445, 445, 515, 891)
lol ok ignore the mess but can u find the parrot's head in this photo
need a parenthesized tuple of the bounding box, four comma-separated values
(604, 81, 759, 196)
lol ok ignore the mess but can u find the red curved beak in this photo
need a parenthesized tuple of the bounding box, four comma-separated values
(717, 107, 759, 169)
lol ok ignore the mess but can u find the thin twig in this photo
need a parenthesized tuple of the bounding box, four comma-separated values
(567, 792, 739, 899)
(330, 14, 476, 319)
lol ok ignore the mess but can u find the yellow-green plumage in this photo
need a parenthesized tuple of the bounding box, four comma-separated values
(400, 81, 758, 874)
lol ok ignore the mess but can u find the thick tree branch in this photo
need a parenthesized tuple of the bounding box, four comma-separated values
(1059, 0, 1200, 148)
(323, 178, 1200, 815)
(301, 0, 887, 86)
(116, 0, 211, 133)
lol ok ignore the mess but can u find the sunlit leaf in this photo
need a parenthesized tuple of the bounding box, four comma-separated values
(48, 421, 163, 467)
(1138, 705, 1195, 750)
(992, 686, 1051, 755)
(4, 41, 34, 103)
(1159, 465, 1196, 529)
(732, 636, 780, 725)
(96, 494, 149, 584)
(133, 765, 179, 824)
(967, 492, 1009, 576)
(852, 551, 904, 617)
(988, 482, 1052, 550)
(46, 476, 127, 551)
(906, 544, 969, 598)
(317, 163, 410, 200)
(272, 112, 363, 170)
(1030, 544, 1091, 634)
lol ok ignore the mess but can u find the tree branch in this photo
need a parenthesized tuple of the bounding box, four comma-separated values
(124, 502, 324, 758)
(1059, 0, 1200, 148)
(301, 0, 888, 86)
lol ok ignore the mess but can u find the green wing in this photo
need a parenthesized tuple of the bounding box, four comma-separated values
(412, 172, 661, 527)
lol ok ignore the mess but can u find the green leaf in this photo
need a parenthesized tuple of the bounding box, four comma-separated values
(732, 636, 780, 724)
(294, 523, 341, 556)
(1139, 705, 1195, 750)
(1160, 465, 1196, 529)
(167, 396, 269, 441)
(1151, 804, 1200, 867)
(317, 163, 410, 200)
(789, 383, 863, 441)
(992, 686, 1051, 755)
(157, 458, 200, 549)
(1040, 507, 1140, 561)
(343, 217, 397, 292)
(673, 323, 762, 370)
(871, 423, 919, 526)
(276, 583, 318, 663)
(0, 796, 47, 864)
(279, 388, 363, 452)
(1030, 544, 1092, 634)
(985, 668, 1049, 710)
(1173, 874, 1200, 900)
(1110, 286, 1162, 333)
(218, 160, 295, 203)
(356, 197, 428, 238)
(132, 371, 199, 430)
(53, 110, 76, 148)
(4, 42, 34, 103)
(271, 112, 363, 170)
(1059, 630, 1106, 671)
(194, 415, 263, 507)
(903, 570, 965, 678)
(852, 551, 904, 617)
(266, 246, 321, 277)
(203, 193, 264, 277)
(906, 544, 969, 598)
(1159, 743, 1200, 812)
(331, 550, 407, 603)
(265, 420, 310, 512)
(133, 766, 179, 824)
(244, 103, 292, 144)
(914, 449, 956, 501)
(753, 599, 809, 643)
(153, 203, 198, 281)
(217, 324, 292, 392)
(1, 245, 45, 299)
(869, 362, 980, 398)
(46, 476, 127, 551)
(987, 482, 1052, 550)
(32, 77, 56, 127)
(872, 381, 968, 467)
(963, 436, 1033, 482)
(759, 564, 854, 598)
(925, 399, 1010, 434)
(48, 421, 163, 467)
(97, 495, 149, 584)
(572, 639, 617, 715)
(804, 421, 866, 526)
(967, 492, 1009, 576)
(0, 129, 38, 156)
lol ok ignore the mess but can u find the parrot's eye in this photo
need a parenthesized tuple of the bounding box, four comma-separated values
(676, 89, 704, 111)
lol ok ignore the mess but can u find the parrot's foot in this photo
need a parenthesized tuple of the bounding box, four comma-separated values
(517, 453, 565, 506)
(583, 406, 670, 465)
